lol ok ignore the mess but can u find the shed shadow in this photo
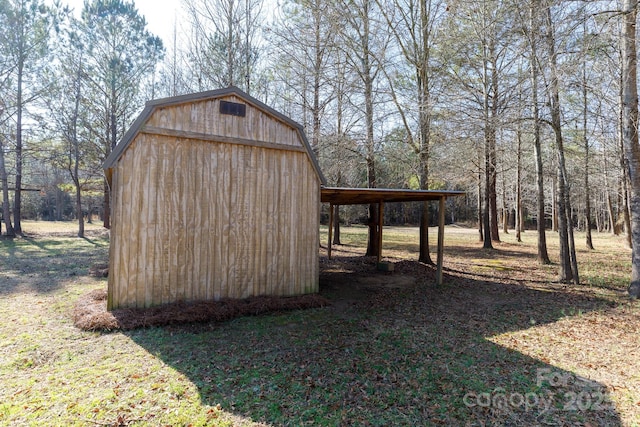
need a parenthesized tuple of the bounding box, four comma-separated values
(126, 256, 623, 425)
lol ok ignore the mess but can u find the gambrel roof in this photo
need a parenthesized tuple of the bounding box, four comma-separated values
(103, 86, 326, 185)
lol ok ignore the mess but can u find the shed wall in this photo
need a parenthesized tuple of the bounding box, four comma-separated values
(107, 97, 320, 309)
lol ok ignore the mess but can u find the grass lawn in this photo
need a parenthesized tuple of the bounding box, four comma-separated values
(1, 220, 639, 426)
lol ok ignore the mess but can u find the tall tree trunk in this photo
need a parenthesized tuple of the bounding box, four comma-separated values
(418, 150, 432, 263)
(417, 0, 433, 264)
(0, 136, 15, 237)
(227, 0, 235, 86)
(13, 59, 24, 235)
(516, 118, 523, 242)
(481, 29, 496, 249)
(483, 130, 493, 249)
(621, 126, 633, 245)
(621, 0, 640, 298)
(333, 204, 341, 245)
(502, 177, 509, 234)
(529, 0, 550, 264)
(545, 4, 578, 284)
(551, 175, 558, 232)
(625, 172, 633, 247)
(582, 43, 594, 250)
(603, 148, 617, 234)
(477, 149, 483, 242)
(487, 43, 500, 243)
(618, 61, 632, 244)
(362, 0, 379, 258)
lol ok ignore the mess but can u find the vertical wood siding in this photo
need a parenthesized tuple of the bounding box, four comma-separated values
(108, 97, 320, 309)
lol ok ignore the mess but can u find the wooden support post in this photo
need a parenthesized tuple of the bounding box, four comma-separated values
(378, 201, 384, 263)
(436, 196, 446, 286)
(328, 203, 334, 259)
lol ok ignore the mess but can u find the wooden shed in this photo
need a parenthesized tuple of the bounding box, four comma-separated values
(103, 87, 325, 310)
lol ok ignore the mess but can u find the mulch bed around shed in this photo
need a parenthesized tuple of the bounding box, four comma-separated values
(73, 289, 330, 331)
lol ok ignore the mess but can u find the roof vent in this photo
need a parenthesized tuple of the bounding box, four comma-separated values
(220, 100, 246, 117)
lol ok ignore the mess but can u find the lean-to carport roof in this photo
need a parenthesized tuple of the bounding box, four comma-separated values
(320, 186, 465, 286)
(321, 187, 465, 205)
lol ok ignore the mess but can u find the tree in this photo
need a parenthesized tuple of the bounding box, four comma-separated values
(378, 0, 446, 263)
(44, 16, 102, 237)
(444, 0, 518, 249)
(271, 0, 338, 149)
(0, 0, 53, 235)
(184, 0, 264, 94)
(338, 0, 390, 257)
(522, 0, 550, 264)
(620, 0, 640, 298)
(81, 0, 163, 229)
(543, 0, 578, 284)
(580, 20, 594, 250)
(0, 129, 14, 236)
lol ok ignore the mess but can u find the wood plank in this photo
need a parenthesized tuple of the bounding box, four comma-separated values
(219, 142, 231, 299)
(199, 141, 211, 300)
(206, 142, 218, 300)
(141, 138, 155, 308)
(107, 162, 120, 309)
(151, 138, 164, 307)
(169, 139, 181, 303)
(257, 148, 268, 296)
(227, 144, 240, 298)
(265, 150, 276, 295)
(289, 152, 299, 295)
(277, 153, 287, 294)
(243, 146, 256, 297)
(186, 141, 198, 301)
(128, 142, 142, 308)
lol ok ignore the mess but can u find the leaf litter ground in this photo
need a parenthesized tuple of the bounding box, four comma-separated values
(1, 222, 639, 426)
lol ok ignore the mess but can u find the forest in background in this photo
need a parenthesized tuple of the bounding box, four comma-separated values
(1, 0, 640, 290)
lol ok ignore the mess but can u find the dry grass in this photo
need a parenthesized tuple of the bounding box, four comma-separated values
(1, 220, 639, 426)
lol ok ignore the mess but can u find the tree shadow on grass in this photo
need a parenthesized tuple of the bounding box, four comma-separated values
(0, 235, 108, 295)
(127, 257, 623, 426)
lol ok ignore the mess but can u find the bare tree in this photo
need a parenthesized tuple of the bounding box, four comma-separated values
(184, 0, 264, 93)
(542, 1, 578, 283)
(523, 0, 550, 263)
(271, 0, 338, 149)
(377, 0, 446, 263)
(338, 0, 390, 257)
(620, 0, 640, 298)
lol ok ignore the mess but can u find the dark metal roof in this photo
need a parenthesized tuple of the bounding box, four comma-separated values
(321, 187, 465, 205)
(103, 86, 326, 185)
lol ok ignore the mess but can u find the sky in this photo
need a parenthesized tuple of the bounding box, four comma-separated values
(51, 0, 183, 45)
